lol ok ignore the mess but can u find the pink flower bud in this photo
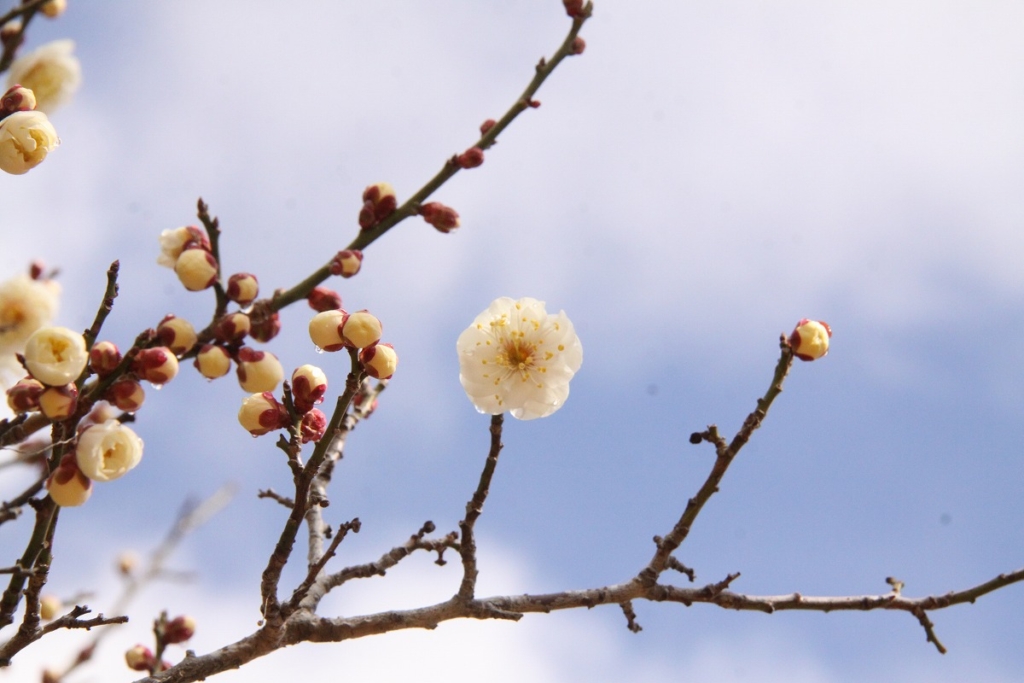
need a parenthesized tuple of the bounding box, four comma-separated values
(341, 310, 382, 349)
(456, 146, 484, 169)
(125, 644, 155, 672)
(163, 615, 196, 644)
(570, 37, 586, 55)
(174, 248, 218, 291)
(527, 99, 541, 108)
(214, 312, 251, 343)
(46, 453, 92, 507)
(6, 377, 43, 413)
(1, 84, 36, 112)
(156, 315, 197, 354)
(195, 344, 231, 379)
(308, 309, 346, 351)
(107, 377, 145, 412)
(24, 326, 88, 386)
(236, 347, 283, 393)
(307, 286, 342, 312)
(291, 364, 327, 413)
(562, 0, 588, 18)
(133, 347, 179, 386)
(226, 272, 259, 306)
(479, 119, 496, 135)
(358, 182, 397, 229)
(89, 340, 122, 376)
(419, 202, 460, 233)
(300, 409, 327, 443)
(39, 382, 78, 420)
(248, 310, 281, 343)
(359, 343, 398, 380)
(238, 392, 288, 436)
(330, 250, 363, 278)
(789, 319, 832, 361)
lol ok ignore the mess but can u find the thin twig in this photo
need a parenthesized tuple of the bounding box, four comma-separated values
(638, 338, 794, 586)
(456, 414, 504, 602)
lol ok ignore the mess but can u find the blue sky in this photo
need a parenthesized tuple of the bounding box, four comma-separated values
(3, 2, 1024, 681)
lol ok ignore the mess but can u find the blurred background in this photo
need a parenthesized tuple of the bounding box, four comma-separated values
(3, 1, 1024, 681)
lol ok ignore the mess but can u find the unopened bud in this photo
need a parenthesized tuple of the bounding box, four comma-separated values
(6, 377, 43, 413)
(117, 551, 139, 576)
(359, 343, 398, 380)
(300, 409, 327, 443)
(226, 272, 259, 307)
(789, 319, 832, 361)
(195, 344, 231, 379)
(330, 249, 363, 278)
(46, 453, 92, 507)
(308, 309, 346, 351)
(174, 248, 218, 291)
(307, 286, 342, 312)
(156, 315, 197, 354)
(248, 310, 281, 343)
(39, 594, 60, 620)
(479, 119, 496, 135)
(341, 310, 382, 349)
(39, 382, 78, 420)
(89, 340, 121, 376)
(238, 392, 288, 436)
(163, 615, 196, 644)
(562, 0, 588, 18)
(1, 84, 36, 112)
(0, 20, 23, 44)
(236, 347, 283, 393)
(125, 644, 154, 672)
(419, 202, 460, 233)
(133, 347, 179, 385)
(570, 37, 586, 55)
(291, 364, 327, 413)
(214, 312, 250, 343)
(359, 182, 397, 229)
(40, 0, 67, 18)
(107, 377, 145, 412)
(456, 146, 484, 169)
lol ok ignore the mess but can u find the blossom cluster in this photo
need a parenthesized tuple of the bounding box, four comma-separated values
(0, 39, 81, 174)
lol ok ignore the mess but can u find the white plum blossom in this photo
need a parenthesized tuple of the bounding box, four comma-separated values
(23, 325, 87, 386)
(0, 273, 60, 355)
(457, 297, 582, 420)
(75, 419, 144, 482)
(0, 110, 59, 175)
(6, 39, 81, 113)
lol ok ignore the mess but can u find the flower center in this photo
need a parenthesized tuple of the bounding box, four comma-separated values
(498, 338, 535, 378)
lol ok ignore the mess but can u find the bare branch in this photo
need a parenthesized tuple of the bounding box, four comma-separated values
(456, 414, 504, 602)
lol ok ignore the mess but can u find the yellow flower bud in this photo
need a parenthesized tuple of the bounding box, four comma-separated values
(236, 347, 283, 393)
(195, 344, 231, 379)
(308, 309, 346, 351)
(174, 248, 218, 291)
(341, 310, 382, 349)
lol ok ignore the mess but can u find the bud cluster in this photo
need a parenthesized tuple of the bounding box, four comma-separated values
(358, 182, 397, 231)
(0, 92, 60, 175)
(307, 307, 398, 380)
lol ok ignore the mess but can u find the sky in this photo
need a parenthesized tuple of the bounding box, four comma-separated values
(3, 1, 1024, 681)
